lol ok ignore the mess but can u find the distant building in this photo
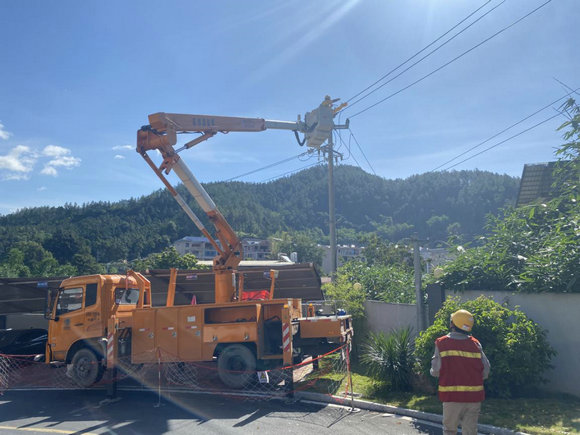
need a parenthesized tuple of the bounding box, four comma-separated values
(173, 236, 271, 261)
(420, 247, 455, 273)
(241, 238, 271, 261)
(321, 244, 364, 275)
(173, 236, 219, 260)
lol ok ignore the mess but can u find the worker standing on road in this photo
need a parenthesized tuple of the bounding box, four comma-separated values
(430, 309, 490, 435)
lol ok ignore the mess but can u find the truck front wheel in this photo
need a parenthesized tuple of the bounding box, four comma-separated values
(70, 348, 104, 387)
(217, 344, 256, 389)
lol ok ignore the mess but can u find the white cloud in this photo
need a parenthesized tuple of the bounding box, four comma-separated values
(113, 145, 133, 151)
(114, 154, 125, 159)
(40, 145, 81, 177)
(3, 172, 31, 181)
(43, 145, 70, 157)
(0, 143, 81, 181)
(37, 186, 47, 191)
(40, 166, 58, 176)
(0, 121, 12, 140)
(0, 145, 37, 180)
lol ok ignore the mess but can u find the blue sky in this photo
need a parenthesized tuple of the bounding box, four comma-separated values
(0, 0, 578, 215)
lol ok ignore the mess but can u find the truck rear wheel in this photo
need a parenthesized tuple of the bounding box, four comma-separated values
(70, 348, 104, 387)
(217, 344, 256, 389)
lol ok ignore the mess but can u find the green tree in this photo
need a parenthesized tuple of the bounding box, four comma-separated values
(323, 278, 366, 319)
(0, 242, 78, 278)
(435, 102, 580, 293)
(327, 260, 415, 304)
(359, 234, 414, 268)
(0, 248, 31, 277)
(554, 98, 580, 199)
(16, 241, 78, 276)
(43, 228, 90, 264)
(323, 277, 368, 362)
(370, 215, 414, 242)
(0, 166, 519, 270)
(132, 247, 200, 271)
(270, 231, 324, 267)
(72, 248, 105, 275)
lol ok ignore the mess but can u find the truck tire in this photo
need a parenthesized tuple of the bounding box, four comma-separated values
(217, 344, 256, 389)
(70, 348, 104, 387)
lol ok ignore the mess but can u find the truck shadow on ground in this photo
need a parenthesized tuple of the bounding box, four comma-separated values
(0, 389, 355, 434)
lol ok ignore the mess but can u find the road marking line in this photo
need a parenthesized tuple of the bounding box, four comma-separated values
(0, 426, 98, 435)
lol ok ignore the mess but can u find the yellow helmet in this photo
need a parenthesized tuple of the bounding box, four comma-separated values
(451, 309, 474, 332)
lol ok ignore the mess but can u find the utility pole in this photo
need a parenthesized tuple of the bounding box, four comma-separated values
(327, 134, 337, 280)
(302, 96, 349, 280)
(413, 236, 425, 332)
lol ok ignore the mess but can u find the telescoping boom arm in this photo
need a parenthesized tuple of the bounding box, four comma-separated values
(136, 97, 348, 303)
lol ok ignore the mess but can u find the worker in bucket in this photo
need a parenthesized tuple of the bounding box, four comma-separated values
(430, 309, 490, 435)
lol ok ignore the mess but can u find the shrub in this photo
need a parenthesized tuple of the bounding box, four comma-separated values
(415, 296, 556, 398)
(361, 327, 415, 391)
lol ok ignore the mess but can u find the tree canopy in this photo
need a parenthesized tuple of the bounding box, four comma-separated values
(0, 167, 518, 278)
(435, 99, 580, 293)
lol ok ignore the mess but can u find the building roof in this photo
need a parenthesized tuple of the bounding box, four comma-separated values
(517, 162, 558, 207)
(0, 263, 323, 315)
(175, 236, 210, 243)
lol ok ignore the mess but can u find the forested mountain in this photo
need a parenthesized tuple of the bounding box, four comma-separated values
(0, 165, 519, 273)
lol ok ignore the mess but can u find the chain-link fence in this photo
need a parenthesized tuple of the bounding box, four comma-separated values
(1, 343, 353, 405)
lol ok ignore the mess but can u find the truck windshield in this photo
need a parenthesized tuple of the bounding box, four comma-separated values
(56, 287, 83, 315)
(115, 288, 140, 305)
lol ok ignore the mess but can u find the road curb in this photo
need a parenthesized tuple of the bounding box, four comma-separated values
(295, 391, 529, 435)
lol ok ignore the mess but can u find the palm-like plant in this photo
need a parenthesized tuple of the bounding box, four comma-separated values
(361, 327, 415, 391)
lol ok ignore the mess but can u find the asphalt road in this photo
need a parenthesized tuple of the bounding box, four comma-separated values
(0, 389, 445, 434)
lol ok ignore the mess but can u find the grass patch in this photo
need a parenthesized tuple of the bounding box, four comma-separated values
(299, 364, 580, 434)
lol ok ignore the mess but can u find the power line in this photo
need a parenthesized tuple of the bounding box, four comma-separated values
(225, 150, 313, 182)
(553, 78, 580, 98)
(335, 129, 352, 160)
(430, 88, 579, 172)
(348, 0, 553, 119)
(260, 161, 322, 183)
(344, 0, 494, 105)
(347, 129, 377, 175)
(344, 0, 503, 113)
(336, 130, 363, 170)
(441, 112, 562, 171)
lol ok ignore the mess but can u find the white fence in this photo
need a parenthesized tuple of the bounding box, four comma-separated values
(364, 300, 417, 335)
(449, 290, 580, 398)
(364, 292, 580, 397)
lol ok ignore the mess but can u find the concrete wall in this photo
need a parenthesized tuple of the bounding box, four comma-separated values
(449, 290, 579, 398)
(364, 300, 417, 335)
(364, 292, 579, 397)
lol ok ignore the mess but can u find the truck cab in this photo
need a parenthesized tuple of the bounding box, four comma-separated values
(44, 273, 149, 385)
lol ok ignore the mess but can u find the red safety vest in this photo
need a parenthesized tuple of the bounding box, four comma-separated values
(436, 335, 485, 402)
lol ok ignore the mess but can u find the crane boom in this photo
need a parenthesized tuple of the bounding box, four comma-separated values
(136, 97, 349, 303)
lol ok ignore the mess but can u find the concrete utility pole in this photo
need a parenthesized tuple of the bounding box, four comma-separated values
(413, 237, 425, 332)
(301, 96, 348, 280)
(327, 134, 337, 280)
